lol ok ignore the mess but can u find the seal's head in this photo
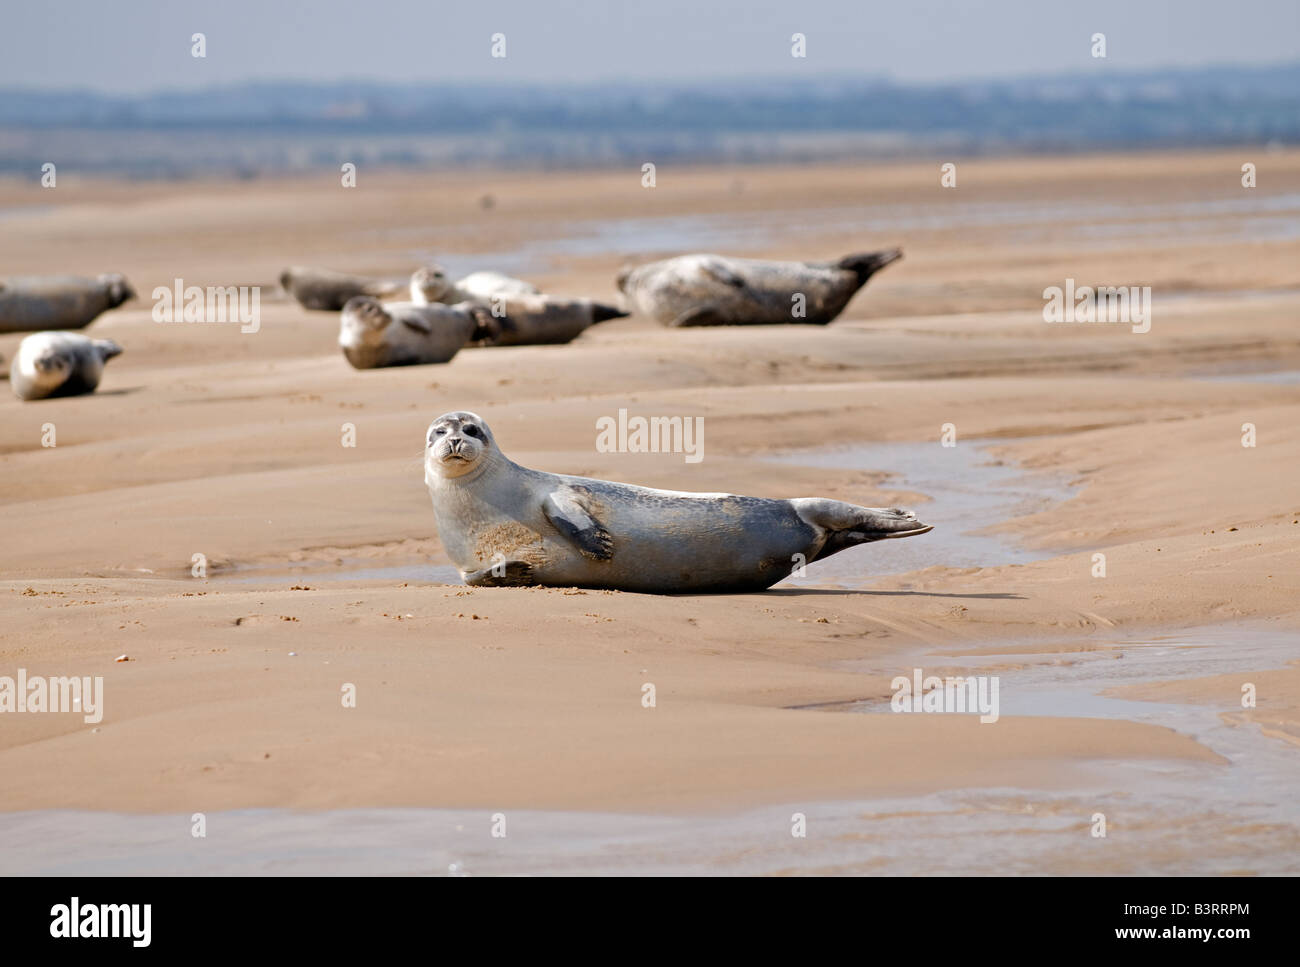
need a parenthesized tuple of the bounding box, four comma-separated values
(425, 410, 496, 481)
(27, 349, 73, 389)
(411, 265, 452, 304)
(14, 332, 75, 398)
(99, 272, 135, 307)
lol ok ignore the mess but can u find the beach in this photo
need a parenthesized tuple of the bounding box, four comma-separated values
(2, 148, 1298, 874)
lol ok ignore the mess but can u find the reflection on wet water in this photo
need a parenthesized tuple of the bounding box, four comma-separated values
(1191, 369, 1300, 385)
(767, 440, 1077, 587)
(219, 561, 461, 585)
(408, 191, 1300, 276)
(0, 792, 1273, 876)
(216, 439, 1070, 590)
(3, 623, 1293, 876)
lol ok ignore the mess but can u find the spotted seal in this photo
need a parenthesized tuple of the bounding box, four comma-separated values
(616, 248, 902, 326)
(423, 410, 932, 593)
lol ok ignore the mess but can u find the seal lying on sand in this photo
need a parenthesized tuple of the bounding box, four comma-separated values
(410, 265, 540, 305)
(424, 411, 932, 593)
(10, 331, 123, 400)
(339, 297, 484, 369)
(475, 295, 627, 346)
(616, 248, 902, 326)
(0, 274, 135, 333)
(281, 266, 405, 311)
(409, 266, 623, 344)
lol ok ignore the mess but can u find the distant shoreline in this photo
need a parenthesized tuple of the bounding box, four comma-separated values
(0, 133, 1293, 181)
(2, 63, 1296, 178)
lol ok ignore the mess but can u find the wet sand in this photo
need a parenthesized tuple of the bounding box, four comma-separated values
(1, 149, 1298, 874)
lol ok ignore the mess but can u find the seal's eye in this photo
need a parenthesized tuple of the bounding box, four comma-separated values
(463, 425, 480, 438)
(433, 428, 446, 437)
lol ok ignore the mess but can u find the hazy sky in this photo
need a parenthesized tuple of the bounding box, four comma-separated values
(4, 0, 1297, 93)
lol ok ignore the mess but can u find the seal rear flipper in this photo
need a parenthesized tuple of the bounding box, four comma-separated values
(364, 280, 405, 300)
(94, 339, 123, 361)
(543, 490, 614, 560)
(793, 499, 932, 562)
(836, 248, 903, 286)
(589, 302, 629, 324)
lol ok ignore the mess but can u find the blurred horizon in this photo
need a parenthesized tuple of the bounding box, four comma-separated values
(5, 0, 1298, 178)
(4, 0, 1299, 93)
(5, 56, 1299, 100)
(2, 61, 1297, 177)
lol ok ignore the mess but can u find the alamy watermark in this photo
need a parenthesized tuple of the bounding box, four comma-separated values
(1043, 278, 1150, 334)
(152, 279, 260, 333)
(0, 669, 104, 724)
(50, 897, 150, 947)
(596, 409, 704, 463)
(891, 668, 999, 723)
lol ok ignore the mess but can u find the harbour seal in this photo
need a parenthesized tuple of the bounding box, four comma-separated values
(616, 248, 902, 327)
(410, 265, 541, 305)
(339, 297, 485, 369)
(10, 331, 123, 401)
(474, 294, 628, 346)
(280, 266, 405, 311)
(0, 274, 135, 333)
(423, 411, 933, 593)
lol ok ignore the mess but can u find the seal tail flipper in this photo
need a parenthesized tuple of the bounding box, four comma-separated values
(364, 279, 406, 300)
(94, 339, 124, 361)
(589, 302, 629, 324)
(792, 499, 931, 562)
(836, 248, 903, 286)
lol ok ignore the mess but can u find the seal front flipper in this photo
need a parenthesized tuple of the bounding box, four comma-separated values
(699, 258, 746, 289)
(463, 560, 535, 587)
(543, 489, 614, 560)
(401, 314, 432, 336)
(467, 303, 505, 343)
(669, 306, 727, 328)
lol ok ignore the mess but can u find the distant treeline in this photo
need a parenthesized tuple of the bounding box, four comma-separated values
(1, 63, 1296, 176)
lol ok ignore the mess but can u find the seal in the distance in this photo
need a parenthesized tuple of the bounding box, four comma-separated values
(616, 248, 902, 326)
(0, 274, 135, 333)
(339, 297, 484, 369)
(10, 331, 124, 400)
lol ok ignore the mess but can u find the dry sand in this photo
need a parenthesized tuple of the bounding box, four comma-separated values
(1, 150, 1297, 871)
